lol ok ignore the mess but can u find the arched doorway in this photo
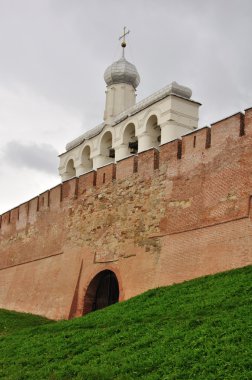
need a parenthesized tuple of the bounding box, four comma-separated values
(83, 270, 119, 314)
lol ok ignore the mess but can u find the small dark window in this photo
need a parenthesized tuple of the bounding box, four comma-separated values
(103, 173, 106, 183)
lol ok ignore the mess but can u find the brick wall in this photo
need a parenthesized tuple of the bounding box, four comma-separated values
(0, 109, 252, 319)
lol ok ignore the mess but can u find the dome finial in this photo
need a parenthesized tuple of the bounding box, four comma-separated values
(119, 26, 130, 57)
(104, 28, 140, 89)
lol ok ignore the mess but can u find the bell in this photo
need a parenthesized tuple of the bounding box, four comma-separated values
(109, 148, 115, 158)
(128, 141, 138, 154)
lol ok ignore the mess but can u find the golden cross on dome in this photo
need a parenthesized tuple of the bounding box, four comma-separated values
(119, 26, 130, 56)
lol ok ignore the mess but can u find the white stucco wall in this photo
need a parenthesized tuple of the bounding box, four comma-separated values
(104, 83, 136, 123)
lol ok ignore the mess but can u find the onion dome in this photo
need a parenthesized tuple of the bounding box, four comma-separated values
(104, 56, 140, 89)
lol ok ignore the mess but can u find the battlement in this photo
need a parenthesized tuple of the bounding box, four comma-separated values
(1, 107, 252, 235)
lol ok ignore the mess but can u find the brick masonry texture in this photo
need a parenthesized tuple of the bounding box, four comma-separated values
(1, 109, 252, 320)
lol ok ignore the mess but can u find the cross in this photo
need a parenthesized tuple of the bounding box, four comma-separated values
(119, 26, 130, 49)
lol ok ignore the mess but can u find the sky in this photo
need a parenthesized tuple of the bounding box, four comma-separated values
(0, 0, 252, 214)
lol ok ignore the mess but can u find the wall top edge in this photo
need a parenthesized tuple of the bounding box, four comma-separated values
(211, 111, 244, 127)
(116, 154, 137, 163)
(182, 126, 210, 137)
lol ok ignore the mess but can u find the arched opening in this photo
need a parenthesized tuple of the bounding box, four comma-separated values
(146, 115, 161, 150)
(65, 159, 76, 179)
(83, 270, 119, 315)
(123, 123, 138, 155)
(81, 145, 93, 172)
(100, 131, 114, 165)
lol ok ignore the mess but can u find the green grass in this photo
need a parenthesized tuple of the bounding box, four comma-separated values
(0, 266, 251, 380)
(0, 309, 52, 336)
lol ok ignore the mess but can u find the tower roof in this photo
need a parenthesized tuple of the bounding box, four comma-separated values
(104, 56, 140, 89)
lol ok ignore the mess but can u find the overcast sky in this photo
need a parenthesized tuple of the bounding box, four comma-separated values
(0, 0, 252, 214)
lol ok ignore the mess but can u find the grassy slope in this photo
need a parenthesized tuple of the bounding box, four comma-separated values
(0, 309, 52, 336)
(0, 266, 251, 380)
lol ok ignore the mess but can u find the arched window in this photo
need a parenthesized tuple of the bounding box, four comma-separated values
(65, 159, 76, 179)
(146, 115, 161, 149)
(81, 145, 93, 172)
(100, 131, 114, 162)
(123, 123, 138, 155)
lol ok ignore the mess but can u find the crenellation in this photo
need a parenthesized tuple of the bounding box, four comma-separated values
(0, 211, 11, 235)
(39, 191, 50, 211)
(62, 178, 78, 201)
(181, 127, 211, 157)
(96, 163, 116, 187)
(78, 171, 96, 196)
(3, 211, 10, 224)
(159, 139, 181, 168)
(116, 155, 138, 180)
(49, 184, 62, 209)
(17, 202, 29, 231)
(28, 197, 39, 224)
(10, 207, 19, 224)
(137, 148, 159, 177)
(211, 112, 244, 146)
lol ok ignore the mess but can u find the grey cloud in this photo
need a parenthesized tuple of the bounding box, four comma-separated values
(1, 0, 252, 129)
(2, 141, 59, 174)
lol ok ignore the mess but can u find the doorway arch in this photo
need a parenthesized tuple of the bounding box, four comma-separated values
(83, 270, 119, 314)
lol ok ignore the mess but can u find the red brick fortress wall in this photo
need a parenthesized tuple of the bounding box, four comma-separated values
(1, 109, 252, 320)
